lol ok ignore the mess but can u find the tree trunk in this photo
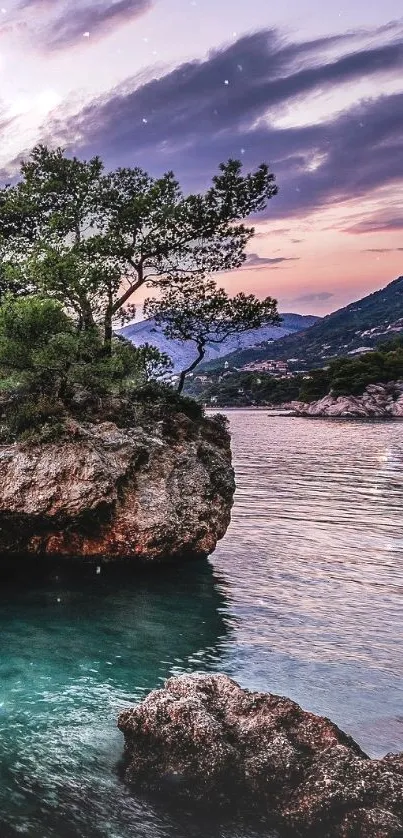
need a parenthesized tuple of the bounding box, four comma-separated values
(58, 375, 68, 402)
(103, 283, 113, 356)
(177, 343, 205, 394)
(103, 310, 113, 355)
(78, 295, 95, 331)
(111, 263, 144, 317)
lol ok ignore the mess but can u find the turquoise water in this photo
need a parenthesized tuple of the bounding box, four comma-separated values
(0, 562, 239, 837)
(1, 413, 403, 836)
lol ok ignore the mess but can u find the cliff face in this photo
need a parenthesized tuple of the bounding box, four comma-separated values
(118, 674, 403, 838)
(289, 382, 403, 418)
(0, 413, 235, 561)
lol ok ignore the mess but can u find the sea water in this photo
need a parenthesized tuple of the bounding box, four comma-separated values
(0, 413, 402, 836)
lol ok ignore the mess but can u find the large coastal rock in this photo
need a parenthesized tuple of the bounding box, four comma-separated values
(0, 413, 234, 561)
(289, 382, 403, 418)
(118, 674, 403, 837)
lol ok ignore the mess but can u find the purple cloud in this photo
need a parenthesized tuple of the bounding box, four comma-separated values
(17, 0, 152, 50)
(36, 24, 403, 221)
(345, 215, 403, 234)
(243, 253, 299, 268)
(292, 291, 334, 303)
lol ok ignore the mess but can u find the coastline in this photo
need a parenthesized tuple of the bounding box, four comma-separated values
(206, 381, 403, 418)
(206, 406, 403, 418)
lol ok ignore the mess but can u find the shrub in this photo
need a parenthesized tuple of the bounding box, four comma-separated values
(6, 397, 65, 440)
(131, 382, 204, 422)
(0, 297, 177, 437)
(210, 413, 230, 431)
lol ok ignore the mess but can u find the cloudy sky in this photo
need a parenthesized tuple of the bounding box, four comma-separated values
(1, 0, 402, 314)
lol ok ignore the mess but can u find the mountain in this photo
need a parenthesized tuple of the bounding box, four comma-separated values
(201, 276, 403, 372)
(118, 313, 320, 372)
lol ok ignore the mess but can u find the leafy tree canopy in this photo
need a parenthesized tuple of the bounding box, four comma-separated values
(145, 279, 280, 392)
(0, 146, 278, 350)
(0, 146, 280, 432)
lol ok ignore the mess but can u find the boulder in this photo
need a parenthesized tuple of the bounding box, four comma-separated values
(287, 381, 403, 418)
(0, 413, 235, 562)
(118, 674, 403, 837)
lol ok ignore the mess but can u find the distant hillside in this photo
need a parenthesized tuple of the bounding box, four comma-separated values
(188, 340, 403, 409)
(201, 276, 403, 372)
(118, 313, 319, 372)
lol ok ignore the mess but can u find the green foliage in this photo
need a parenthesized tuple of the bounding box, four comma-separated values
(298, 368, 331, 401)
(0, 145, 280, 433)
(131, 343, 172, 383)
(0, 146, 278, 349)
(0, 296, 74, 393)
(299, 345, 403, 402)
(6, 397, 65, 441)
(377, 335, 403, 353)
(328, 348, 403, 396)
(186, 341, 403, 406)
(187, 370, 301, 407)
(0, 296, 170, 438)
(145, 279, 279, 391)
(132, 381, 203, 422)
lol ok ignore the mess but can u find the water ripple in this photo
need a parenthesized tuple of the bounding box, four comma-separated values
(212, 412, 403, 756)
(1, 412, 402, 836)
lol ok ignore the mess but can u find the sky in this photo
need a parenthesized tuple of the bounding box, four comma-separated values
(0, 0, 402, 315)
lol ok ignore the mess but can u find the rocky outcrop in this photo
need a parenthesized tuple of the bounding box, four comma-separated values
(0, 413, 234, 561)
(118, 674, 403, 837)
(288, 382, 403, 418)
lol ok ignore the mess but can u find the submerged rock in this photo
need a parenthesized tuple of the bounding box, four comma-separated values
(118, 674, 403, 837)
(287, 381, 403, 418)
(0, 413, 234, 561)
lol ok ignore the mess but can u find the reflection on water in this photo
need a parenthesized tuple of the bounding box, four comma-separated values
(212, 413, 403, 757)
(1, 412, 402, 836)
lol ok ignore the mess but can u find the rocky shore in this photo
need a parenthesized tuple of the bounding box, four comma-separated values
(286, 382, 403, 418)
(118, 674, 403, 838)
(0, 412, 235, 562)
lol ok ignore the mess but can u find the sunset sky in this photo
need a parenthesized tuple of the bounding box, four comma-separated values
(0, 0, 402, 314)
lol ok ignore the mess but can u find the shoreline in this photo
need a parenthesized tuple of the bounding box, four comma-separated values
(205, 406, 294, 413)
(206, 406, 403, 418)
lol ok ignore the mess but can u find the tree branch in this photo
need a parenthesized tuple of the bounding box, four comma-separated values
(112, 263, 143, 314)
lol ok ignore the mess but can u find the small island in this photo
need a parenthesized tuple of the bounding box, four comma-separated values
(0, 145, 280, 562)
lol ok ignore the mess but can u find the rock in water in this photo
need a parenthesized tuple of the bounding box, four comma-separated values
(288, 381, 403, 418)
(0, 413, 234, 561)
(118, 674, 403, 837)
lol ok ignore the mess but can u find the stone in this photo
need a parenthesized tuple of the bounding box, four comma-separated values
(0, 412, 235, 562)
(287, 381, 403, 418)
(118, 674, 403, 837)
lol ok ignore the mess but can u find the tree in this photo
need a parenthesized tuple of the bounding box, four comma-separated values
(187, 370, 302, 407)
(0, 186, 36, 303)
(0, 147, 278, 353)
(144, 279, 280, 393)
